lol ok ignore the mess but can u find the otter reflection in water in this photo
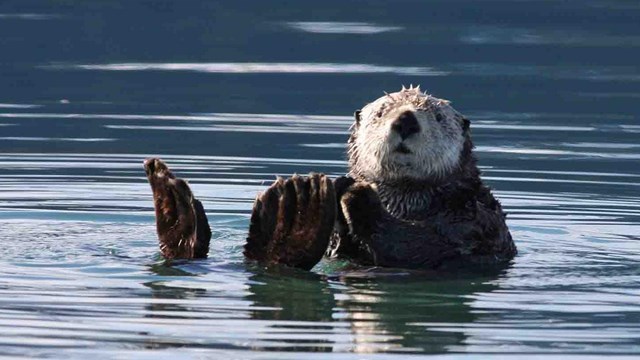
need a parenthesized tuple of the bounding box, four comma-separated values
(144, 86, 516, 270)
(142, 263, 505, 353)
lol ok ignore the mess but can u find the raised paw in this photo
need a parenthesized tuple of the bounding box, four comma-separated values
(144, 158, 211, 259)
(327, 181, 384, 261)
(244, 173, 336, 270)
(339, 182, 383, 237)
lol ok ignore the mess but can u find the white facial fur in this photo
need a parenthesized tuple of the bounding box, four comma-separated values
(350, 86, 465, 182)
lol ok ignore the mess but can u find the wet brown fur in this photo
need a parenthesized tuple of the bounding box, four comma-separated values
(244, 174, 336, 270)
(144, 158, 211, 259)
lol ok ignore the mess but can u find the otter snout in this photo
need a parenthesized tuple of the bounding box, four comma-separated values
(391, 111, 420, 140)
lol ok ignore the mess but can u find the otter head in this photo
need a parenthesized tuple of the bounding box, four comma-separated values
(348, 86, 472, 183)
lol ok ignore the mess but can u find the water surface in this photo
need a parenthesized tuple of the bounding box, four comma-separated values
(0, 0, 639, 358)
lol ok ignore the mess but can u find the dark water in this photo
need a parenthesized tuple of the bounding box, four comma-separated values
(1, 0, 639, 358)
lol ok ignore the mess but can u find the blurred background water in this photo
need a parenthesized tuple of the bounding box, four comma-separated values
(0, 0, 639, 358)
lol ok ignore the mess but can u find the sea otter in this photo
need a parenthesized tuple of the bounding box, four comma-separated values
(144, 86, 516, 270)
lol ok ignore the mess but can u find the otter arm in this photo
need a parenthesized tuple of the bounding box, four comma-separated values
(144, 158, 211, 259)
(244, 174, 336, 270)
(333, 182, 467, 269)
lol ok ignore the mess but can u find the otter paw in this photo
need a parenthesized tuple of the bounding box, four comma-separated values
(340, 182, 383, 239)
(333, 176, 356, 202)
(144, 158, 211, 259)
(244, 173, 336, 270)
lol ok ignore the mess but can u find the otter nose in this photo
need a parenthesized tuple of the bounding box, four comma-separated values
(391, 111, 420, 140)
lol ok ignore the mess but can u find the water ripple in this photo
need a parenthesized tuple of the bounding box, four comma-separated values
(0, 13, 60, 20)
(0, 103, 42, 109)
(285, 22, 403, 34)
(45, 63, 449, 76)
(460, 25, 640, 47)
(0, 137, 114, 142)
(41, 62, 640, 82)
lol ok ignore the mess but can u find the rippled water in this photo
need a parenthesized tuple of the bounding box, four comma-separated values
(1, 1, 639, 358)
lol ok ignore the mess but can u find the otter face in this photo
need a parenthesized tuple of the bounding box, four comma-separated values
(348, 86, 469, 182)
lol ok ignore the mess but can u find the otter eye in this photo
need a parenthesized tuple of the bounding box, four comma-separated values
(435, 112, 444, 122)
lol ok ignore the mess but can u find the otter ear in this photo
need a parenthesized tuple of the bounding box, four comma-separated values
(462, 117, 470, 132)
(354, 110, 362, 124)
